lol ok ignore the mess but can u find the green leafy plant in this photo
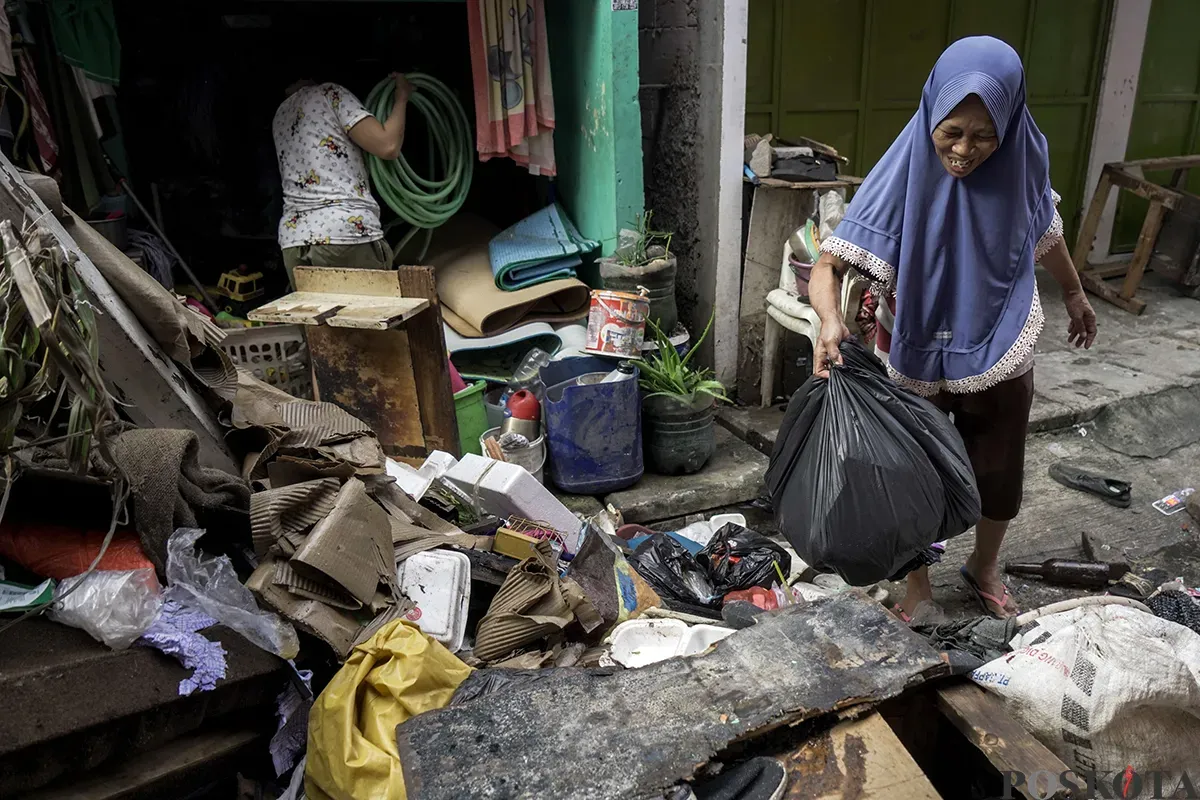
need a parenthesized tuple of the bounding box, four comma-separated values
(615, 210, 673, 268)
(637, 312, 729, 403)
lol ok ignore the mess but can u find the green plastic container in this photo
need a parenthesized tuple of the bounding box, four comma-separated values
(454, 380, 489, 456)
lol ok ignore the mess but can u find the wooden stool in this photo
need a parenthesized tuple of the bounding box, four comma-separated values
(1073, 155, 1200, 315)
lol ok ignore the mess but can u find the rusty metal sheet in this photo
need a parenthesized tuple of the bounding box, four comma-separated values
(396, 593, 948, 800)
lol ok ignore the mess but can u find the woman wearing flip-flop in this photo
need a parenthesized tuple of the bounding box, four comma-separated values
(807, 37, 1098, 620)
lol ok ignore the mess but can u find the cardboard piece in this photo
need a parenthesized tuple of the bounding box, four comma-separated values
(291, 478, 394, 607)
(473, 547, 601, 663)
(249, 477, 341, 558)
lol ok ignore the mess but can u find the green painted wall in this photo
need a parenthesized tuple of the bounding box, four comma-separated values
(547, 0, 644, 260)
(747, 0, 1112, 242)
(1112, 0, 1200, 251)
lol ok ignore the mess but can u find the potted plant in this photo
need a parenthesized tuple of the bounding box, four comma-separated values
(599, 211, 678, 333)
(638, 313, 728, 475)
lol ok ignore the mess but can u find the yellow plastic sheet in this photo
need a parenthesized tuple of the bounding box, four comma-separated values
(305, 620, 473, 800)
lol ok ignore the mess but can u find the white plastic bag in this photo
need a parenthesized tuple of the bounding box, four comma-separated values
(971, 604, 1200, 772)
(166, 528, 299, 659)
(49, 569, 163, 650)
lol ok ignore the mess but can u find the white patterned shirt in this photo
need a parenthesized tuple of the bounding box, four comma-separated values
(272, 83, 384, 249)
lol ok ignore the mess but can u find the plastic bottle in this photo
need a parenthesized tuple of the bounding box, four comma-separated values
(600, 361, 637, 383)
(1004, 559, 1119, 589)
(500, 348, 552, 405)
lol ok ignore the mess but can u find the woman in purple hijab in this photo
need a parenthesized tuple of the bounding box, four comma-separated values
(808, 36, 1097, 620)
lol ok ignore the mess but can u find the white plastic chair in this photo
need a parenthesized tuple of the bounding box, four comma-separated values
(759, 232, 870, 407)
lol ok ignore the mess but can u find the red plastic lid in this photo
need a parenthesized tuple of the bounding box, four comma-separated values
(505, 389, 541, 420)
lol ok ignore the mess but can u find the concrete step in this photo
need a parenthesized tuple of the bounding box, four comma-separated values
(550, 426, 769, 526)
(0, 618, 285, 796)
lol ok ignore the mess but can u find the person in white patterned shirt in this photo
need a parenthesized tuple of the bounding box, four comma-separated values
(272, 73, 410, 288)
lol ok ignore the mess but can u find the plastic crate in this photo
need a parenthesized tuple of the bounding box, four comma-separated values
(220, 324, 312, 399)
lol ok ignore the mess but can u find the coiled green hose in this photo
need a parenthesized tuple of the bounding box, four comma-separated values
(365, 73, 473, 257)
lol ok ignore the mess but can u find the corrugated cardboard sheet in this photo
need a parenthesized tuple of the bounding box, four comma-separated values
(292, 478, 393, 606)
(249, 477, 341, 558)
(474, 547, 601, 663)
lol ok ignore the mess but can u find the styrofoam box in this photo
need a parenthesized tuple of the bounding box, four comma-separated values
(444, 454, 583, 553)
(397, 550, 471, 652)
(609, 618, 736, 668)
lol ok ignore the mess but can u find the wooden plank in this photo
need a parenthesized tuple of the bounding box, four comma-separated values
(751, 175, 864, 190)
(1104, 165, 1181, 209)
(292, 266, 408, 297)
(1119, 154, 1200, 172)
(326, 300, 429, 329)
(24, 727, 262, 800)
(1083, 261, 1132, 280)
(936, 683, 1071, 800)
(1121, 199, 1166, 299)
(396, 266, 458, 456)
(1072, 172, 1111, 272)
(781, 712, 941, 799)
(397, 595, 949, 799)
(249, 291, 427, 328)
(1079, 270, 1147, 315)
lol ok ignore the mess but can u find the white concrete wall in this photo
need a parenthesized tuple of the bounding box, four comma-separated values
(712, 0, 747, 386)
(1079, 0, 1152, 263)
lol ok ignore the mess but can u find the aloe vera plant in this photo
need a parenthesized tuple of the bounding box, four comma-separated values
(637, 312, 729, 403)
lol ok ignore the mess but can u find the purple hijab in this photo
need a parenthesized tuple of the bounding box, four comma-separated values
(821, 36, 1058, 395)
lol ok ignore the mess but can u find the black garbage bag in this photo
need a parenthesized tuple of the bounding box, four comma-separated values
(629, 534, 720, 606)
(698, 523, 791, 594)
(765, 339, 980, 585)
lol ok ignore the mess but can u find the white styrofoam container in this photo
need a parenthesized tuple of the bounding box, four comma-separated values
(397, 550, 471, 652)
(608, 618, 735, 668)
(444, 454, 583, 553)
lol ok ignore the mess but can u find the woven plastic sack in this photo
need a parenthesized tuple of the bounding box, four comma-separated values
(766, 339, 980, 585)
(971, 603, 1200, 773)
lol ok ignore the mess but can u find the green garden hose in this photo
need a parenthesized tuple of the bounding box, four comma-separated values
(365, 73, 473, 258)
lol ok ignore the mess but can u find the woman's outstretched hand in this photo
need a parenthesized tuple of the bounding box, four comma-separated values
(813, 319, 850, 378)
(1064, 289, 1097, 349)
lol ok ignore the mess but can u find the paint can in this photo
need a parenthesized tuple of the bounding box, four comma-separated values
(585, 288, 650, 357)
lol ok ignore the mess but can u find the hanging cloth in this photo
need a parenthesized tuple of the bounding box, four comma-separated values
(467, 0, 556, 176)
(16, 50, 59, 176)
(47, 0, 120, 86)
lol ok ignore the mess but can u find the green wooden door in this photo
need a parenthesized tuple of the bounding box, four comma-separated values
(746, 0, 1112, 241)
(1111, 0, 1200, 252)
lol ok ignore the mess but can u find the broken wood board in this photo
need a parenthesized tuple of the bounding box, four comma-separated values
(396, 594, 948, 799)
(781, 711, 941, 799)
(249, 291, 428, 329)
(0, 156, 237, 473)
(936, 683, 1070, 799)
(283, 266, 457, 459)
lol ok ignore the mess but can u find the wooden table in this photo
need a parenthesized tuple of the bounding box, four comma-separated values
(1072, 154, 1200, 315)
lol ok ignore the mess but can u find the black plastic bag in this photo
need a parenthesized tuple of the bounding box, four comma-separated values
(629, 534, 719, 607)
(699, 524, 791, 594)
(766, 339, 980, 585)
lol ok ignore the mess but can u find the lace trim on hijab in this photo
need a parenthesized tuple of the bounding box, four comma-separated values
(819, 236, 896, 292)
(886, 287, 1045, 397)
(1033, 189, 1064, 262)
